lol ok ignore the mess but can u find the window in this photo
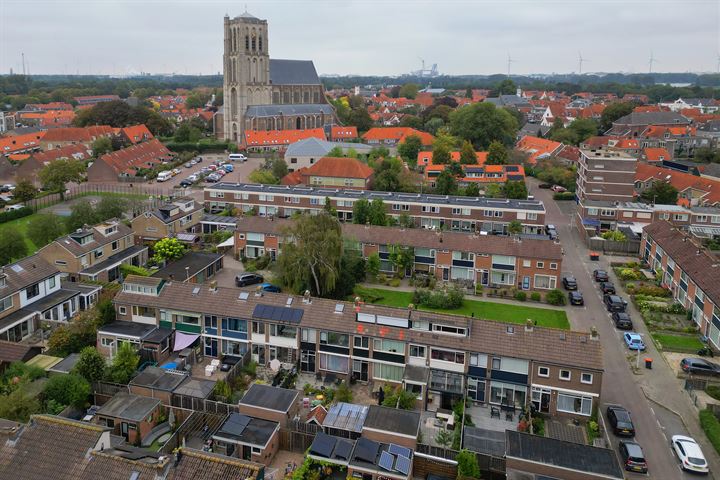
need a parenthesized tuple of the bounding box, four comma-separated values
(320, 331, 349, 347)
(522, 260, 531, 268)
(252, 321, 265, 334)
(111, 240, 119, 251)
(204, 315, 218, 329)
(48, 276, 56, 289)
(119, 306, 127, 315)
(374, 363, 404, 382)
(269, 324, 296, 339)
(101, 337, 114, 347)
(411, 319, 430, 331)
(534, 275, 557, 290)
(354, 336, 369, 349)
(492, 357, 501, 370)
(549, 262, 558, 270)
(430, 348, 465, 364)
(421, 205, 440, 213)
(0, 295, 12, 313)
(301, 328, 316, 343)
(409, 345, 426, 358)
(175, 314, 199, 326)
(94, 248, 104, 259)
(469, 353, 487, 367)
(557, 393, 592, 416)
(25, 283, 40, 299)
(432, 324, 467, 336)
(581, 373, 593, 384)
(559, 369, 571, 381)
(225, 318, 247, 333)
(373, 338, 405, 354)
(527, 212, 538, 221)
(536, 261, 544, 269)
(54, 260, 67, 266)
(319, 353, 349, 373)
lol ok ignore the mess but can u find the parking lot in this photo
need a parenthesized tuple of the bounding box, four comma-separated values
(154, 153, 264, 191)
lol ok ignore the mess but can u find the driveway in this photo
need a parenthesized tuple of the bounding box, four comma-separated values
(530, 178, 718, 478)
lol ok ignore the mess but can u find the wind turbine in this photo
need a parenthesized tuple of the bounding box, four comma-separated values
(716, 53, 720, 74)
(578, 52, 589, 75)
(648, 52, 658, 73)
(507, 53, 515, 77)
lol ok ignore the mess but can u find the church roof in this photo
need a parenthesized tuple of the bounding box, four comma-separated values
(270, 59, 320, 85)
(246, 104, 334, 117)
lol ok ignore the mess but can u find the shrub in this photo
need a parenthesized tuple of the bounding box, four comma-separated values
(602, 230, 627, 242)
(120, 264, 151, 277)
(618, 268, 642, 281)
(514, 291, 527, 302)
(43, 374, 90, 409)
(545, 289, 566, 306)
(389, 278, 401, 288)
(377, 273, 387, 285)
(456, 449, 481, 478)
(699, 409, 720, 455)
(530, 292, 542, 302)
(0, 206, 33, 224)
(553, 191, 575, 201)
(412, 286, 464, 310)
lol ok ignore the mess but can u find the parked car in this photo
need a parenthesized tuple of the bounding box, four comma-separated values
(624, 332, 646, 351)
(179, 179, 193, 188)
(599, 281, 616, 295)
(205, 173, 221, 183)
(196, 156, 203, 163)
(562, 276, 578, 290)
(680, 358, 720, 376)
(235, 273, 264, 287)
(603, 294, 627, 312)
(593, 269, 609, 282)
(612, 312, 633, 330)
(546, 224, 558, 240)
(551, 185, 567, 192)
(190, 159, 198, 166)
(538, 183, 551, 189)
(568, 291, 584, 306)
(1, 184, 15, 192)
(188, 174, 199, 182)
(260, 283, 281, 293)
(222, 163, 234, 173)
(5, 204, 24, 211)
(184, 162, 192, 168)
(619, 441, 648, 474)
(671, 435, 709, 474)
(208, 164, 218, 171)
(200, 167, 211, 174)
(229, 153, 247, 162)
(172, 168, 182, 176)
(607, 405, 635, 437)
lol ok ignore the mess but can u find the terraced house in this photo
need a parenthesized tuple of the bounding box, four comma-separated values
(234, 217, 562, 290)
(641, 221, 720, 348)
(205, 183, 547, 234)
(112, 276, 603, 418)
(131, 197, 203, 242)
(38, 219, 148, 282)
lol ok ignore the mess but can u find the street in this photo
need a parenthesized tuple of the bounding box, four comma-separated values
(529, 178, 719, 479)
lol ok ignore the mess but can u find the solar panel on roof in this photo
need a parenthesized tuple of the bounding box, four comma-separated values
(334, 439, 353, 460)
(378, 451, 394, 471)
(354, 437, 380, 463)
(310, 432, 336, 458)
(394, 455, 411, 475)
(389, 444, 412, 458)
(252, 304, 304, 324)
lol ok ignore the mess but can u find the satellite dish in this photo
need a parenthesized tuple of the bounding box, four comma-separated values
(269, 359, 281, 372)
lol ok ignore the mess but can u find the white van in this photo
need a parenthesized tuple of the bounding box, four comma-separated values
(228, 153, 247, 162)
(157, 171, 173, 182)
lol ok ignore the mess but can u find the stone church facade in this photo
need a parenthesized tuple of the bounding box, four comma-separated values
(222, 12, 335, 143)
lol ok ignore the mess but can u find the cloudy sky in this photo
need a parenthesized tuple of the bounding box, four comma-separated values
(2, 0, 719, 76)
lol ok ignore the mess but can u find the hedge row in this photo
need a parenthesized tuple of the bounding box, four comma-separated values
(0, 206, 33, 224)
(164, 140, 237, 153)
(699, 409, 720, 455)
(553, 192, 576, 201)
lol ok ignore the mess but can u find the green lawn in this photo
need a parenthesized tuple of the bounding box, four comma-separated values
(354, 287, 570, 330)
(651, 332, 704, 353)
(0, 214, 39, 254)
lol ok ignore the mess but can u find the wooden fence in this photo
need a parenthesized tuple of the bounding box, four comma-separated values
(93, 381, 129, 406)
(25, 183, 190, 211)
(279, 427, 315, 453)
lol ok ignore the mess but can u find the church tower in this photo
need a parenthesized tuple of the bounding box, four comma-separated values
(223, 12, 271, 143)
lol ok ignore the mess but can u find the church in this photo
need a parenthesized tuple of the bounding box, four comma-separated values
(220, 12, 336, 144)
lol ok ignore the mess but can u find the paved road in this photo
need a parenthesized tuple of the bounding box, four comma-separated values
(529, 179, 717, 479)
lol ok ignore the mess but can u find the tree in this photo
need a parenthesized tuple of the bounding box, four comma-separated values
(0, 388, 41, 422)
(46, 309, 101, 356)
(432, 142, 451, 165)
(38, 158, 85, 196)
(352, 198, 371, 225)
(13, 179, 37, 202)
(435, 429, 452, 449)
(546, 289, 567, 306)
(153, 237, 185, 263)
(568, 118, 598, 144)
(65, 199, 98, 231)
(600, 102, 634, 132)
(110, 342, 140, 384)
(174, 122, 202, 143)
(185, 93, 207, 109)
(494, 78, 517, 95)
(248, 169, 279, 184)
(398, 212, 414, 228)
(367, 252, 380, 279)
(399, 83, 419, 99)
(601, 230, 627, 242)
(485, 183, 502, 198)
(96, 196, 127, 221)
(372, 158, 403, 192)
(424, 117, 445, 135)
(508, 220, 523, 235)
(277, 213, 343, 297)
(382, 386, 417, 410)
(367, 199, 388, 226)
(397, 135, 423, 168)
(449, 102, 518, 149)
(0, 230, 27, 265)
(97, 298, 116, 325)
(459, 140, 477, 165)
(368, 146, 390, 162)
(389, 245, 414, 275)
(335, 381, 353, 403)
(465, 87, 473, 98)
(399, 115, 423, 130)
(348, 107, 373, 132)
(74, 100, 172, 136)
(327, 146, 344, 157)
(435, 170, 458, 195)
(271, 158, 288, 180)
(27, 214, 65, 248)
(91, 136, 113, 157)
(694, 146, 720, 163)
(464, 183, 480, 197)
(503, 180, 528, 199)
(456, 449, 481, 479)
(323, 196, 337, 216)
(640, 181, 678, 205)
(74, 346, 107, 384)
(486, 141, 509, 165)
(43, 374, 91, 408)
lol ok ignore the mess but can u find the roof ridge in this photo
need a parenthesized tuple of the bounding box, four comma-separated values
(32, 414, 106, 432)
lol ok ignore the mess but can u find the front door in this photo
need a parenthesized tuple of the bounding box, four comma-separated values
(540, 390, 550, 413)
(241, 445, 252, 461)
(121, 422, 129, 439)
(443, 268, 449, 281)
(481, 270, 489, 286)
(353, 360, 369, 382)
(205, 338, 218, 357)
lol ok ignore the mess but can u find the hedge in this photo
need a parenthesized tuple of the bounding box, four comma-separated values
(164, 140, 235, 153)
(699, 409, 720, 455)
(0, 206, 33, 224)
(553, 192, 576, 201)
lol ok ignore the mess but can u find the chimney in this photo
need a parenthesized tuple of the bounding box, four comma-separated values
(209, 280, 218, 292)
(590, 326, 599, 340)
(525, 319, 533, 332)
(407, 303, 415, 320)
(303, 290, 311, 304)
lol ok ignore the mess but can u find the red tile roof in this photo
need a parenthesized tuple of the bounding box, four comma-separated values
(17, 110, 75, 127)
(362, 127, 434, 146)
(282, 157, 373, 185)
(643, 147, 671, 162)
(635, 163, 720, 204)
(95, 138, 173, 176)
(25, 102, 73, 111)
(41, 126, 115, 143)
(120, 124, 153, 144)
(515, 136, 563, 164)
(642, 125, 696, 138)
(330, 126, 358, 140)
(31, 144, 92, 164)
(0, 131, 46, 155)
(417, 151, 487, 166)
(424, 163, 525, 183)
(244, 129, 326, 147)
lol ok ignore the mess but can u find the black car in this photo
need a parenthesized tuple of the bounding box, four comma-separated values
(612, 312, 633, 330)
(538, 183, 552, 189)
(235, 273, 264, 287)
(568, 291, 584, 306)
(604, 294, 627, 312)
(562, 276, 578, 290)
(680, 358, 720, 376)
(179, 179, 193, 187)
(593, 269, 609, 282)
(599, 281, 616, 295)
(607, 405, 635, 437)
(619, 441, 647, 474)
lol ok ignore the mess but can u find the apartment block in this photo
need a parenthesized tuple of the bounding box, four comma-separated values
(235, 217, 562, 291)
(576, 148, 637, 203)
(205, 183, 547, 234)
(112, 277, 603, 419)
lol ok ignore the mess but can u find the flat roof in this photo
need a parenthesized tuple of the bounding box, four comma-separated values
(81, 245, 147, 275)
(98, 393, 160, 422)
(47, 353, 80, 374)
(463, 426, 506, 457)
(24, 354, 62, 370)
(173, 377, 216, 399)
(363, 405, 420, 437)
(208, 183, 546, 212)
(152, 252, 223, 281)
(214, 413, 278, 448)
(239, 383, 298, 413)
(130, 366, 188, 391)
(98, 321, 157, 340)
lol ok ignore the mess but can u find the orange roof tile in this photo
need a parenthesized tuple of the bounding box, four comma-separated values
(0, 131, 46, 155)
(120, 124, 153, 144)
(31, 144, 92, 163)
(643, 147, 671, 162)
(300, 157, 373, 181)
(41, 125, 114, 143)
(96, 138, 172, 176)
(417, 151, 487, 165)
(635, 163, 720, 204)
(515, 136, 563, 164)
(330, 126, 358, 140)
(244, 129, 326, 147)
(362, 127, 434, 146)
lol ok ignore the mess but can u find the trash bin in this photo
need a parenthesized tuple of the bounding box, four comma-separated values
(645, 358, 653, 369)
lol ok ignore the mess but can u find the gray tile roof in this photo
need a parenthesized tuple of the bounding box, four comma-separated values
(245, 103, 334, 117)
(0, 254, 58, 294)
(284, 137, 374, 157)
(151, 252, 223, 282)
(269, 59, 320, 85)
(97, 393, 160, 422)
(363, 405, 420, 437)
(613, 111, 690, 126)
(51, 221, 133, 257)
(80, 244, 148, 275)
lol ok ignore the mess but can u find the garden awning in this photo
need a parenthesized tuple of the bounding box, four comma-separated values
(173, 332, 199, 351)
(582, 218, 601, 227)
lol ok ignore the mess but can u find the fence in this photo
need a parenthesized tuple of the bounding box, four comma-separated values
(171, 394, 239, 415)
(93, 381, 129, 405)
(25, 183, 190, 211)
(415, 443, 506, 477)
(279, 427, 316, 453)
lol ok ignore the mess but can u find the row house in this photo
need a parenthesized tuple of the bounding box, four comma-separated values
(112, 276, 603, 418)
(204, 183, 547, 235)
(641, 221, 720, 348)
(635, 163, 720, 207)
(131, 197, 203, 243)
(234, 217, 562, 291)
(280, 156, 374, 190)
(424, 164, 526, 189)
(637, 125, 710, 156)
(0, 255, 101, 342)
(87, 138, 174, 182)
(361, 127, 434, 147)
(38, 219, 148, 283)
(243, 128, 327, 153)
(40, 125, 115, 150)
(607, 111, 691, 137)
